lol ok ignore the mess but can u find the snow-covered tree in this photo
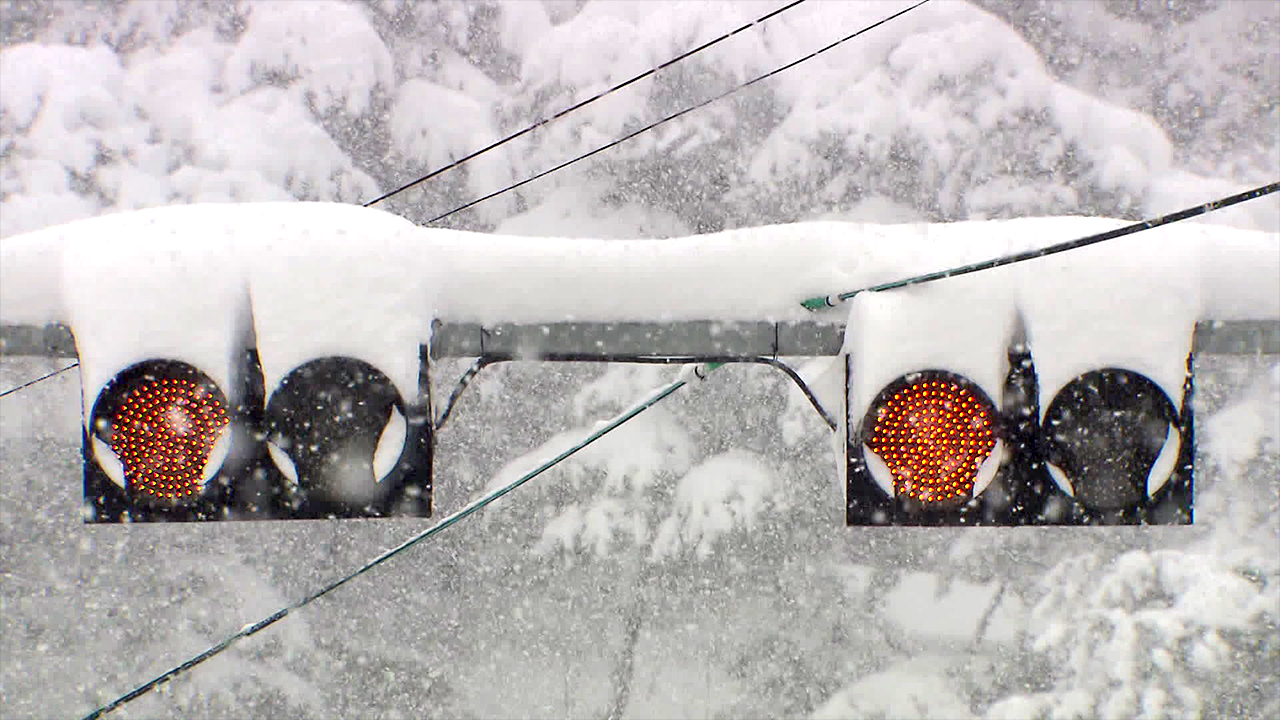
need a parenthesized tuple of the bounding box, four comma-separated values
(1, 2, 1276, 718)
(986, 364, 1280, 720)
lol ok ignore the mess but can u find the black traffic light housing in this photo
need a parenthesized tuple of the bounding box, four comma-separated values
(83, 347, 433, 523)
(845, 345, 1194, 526)
(262, 355, 432, 519)
(84, 355, 263, 522)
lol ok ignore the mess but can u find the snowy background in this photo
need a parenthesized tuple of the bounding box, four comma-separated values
(1, 1, 1278, 718)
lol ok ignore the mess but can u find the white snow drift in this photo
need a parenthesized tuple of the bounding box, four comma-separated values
(1, 202, 1276, 428)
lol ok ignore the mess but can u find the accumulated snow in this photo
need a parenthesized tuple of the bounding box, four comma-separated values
(881, 571, 1002, 642)
(844, 267, 1018, 423)
(650, 450, 779, 559)
(840, 215, 1273, 420)
(55, 211, 249, 430)
(1202, 364, 1280, 480)
(244, 206, 432, 403)
(0, 202, 1276, 413)
(1017, 225, 1203, 411)
(222, 0, 394, 117)
(812, 654, 977, 720)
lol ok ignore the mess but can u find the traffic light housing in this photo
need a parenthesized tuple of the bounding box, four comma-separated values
(84, 357, 259, 522)
(845, 347, 1194, 526)
(1038, 364, 1193, 524)
(83, 349, 433, 523)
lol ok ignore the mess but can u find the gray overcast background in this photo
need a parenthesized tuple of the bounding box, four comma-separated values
(1, 2, 1277, 718)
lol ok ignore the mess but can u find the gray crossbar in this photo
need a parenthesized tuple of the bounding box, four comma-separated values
(2, 320, 1277, 360)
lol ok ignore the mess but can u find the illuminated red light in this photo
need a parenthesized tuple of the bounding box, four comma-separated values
(110, 376, 229, 503)
(866, 378, 996, 505)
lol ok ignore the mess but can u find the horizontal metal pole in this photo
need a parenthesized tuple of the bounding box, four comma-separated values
(428, 321, 845, 359)
(0, 323, 78, 359)
(2, 319, 1278, 360)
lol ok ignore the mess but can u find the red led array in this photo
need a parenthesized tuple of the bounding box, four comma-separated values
(867, 379, 996, 504)
(110, 377, 228, 503)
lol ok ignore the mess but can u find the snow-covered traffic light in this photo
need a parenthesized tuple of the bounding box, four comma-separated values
(844, 354, 1194, 526)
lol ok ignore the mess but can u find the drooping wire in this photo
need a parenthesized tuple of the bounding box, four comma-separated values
(426, 0, 933, 225)
(363, 0, 811, 209)
(434, 356, 501, 430)
(800, 181, 1280, 310)
(79, 361, 723, 720)
(0, 362, 78, 399)
(434, 355, 837, 432)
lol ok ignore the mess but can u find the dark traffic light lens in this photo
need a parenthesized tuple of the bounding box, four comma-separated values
(862, 373, 998, 508)
(1041, 369, 1181, 513)
(265, 357, 407, 513)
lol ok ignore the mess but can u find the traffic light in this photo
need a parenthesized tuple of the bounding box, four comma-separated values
(84, 357, 259, 522)
(845, 349, 1194, 526)
(846, 366, 1011, 525)
(84, 350, 433, 523)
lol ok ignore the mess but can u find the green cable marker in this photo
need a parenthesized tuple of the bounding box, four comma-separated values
(800, 295, 837, 311)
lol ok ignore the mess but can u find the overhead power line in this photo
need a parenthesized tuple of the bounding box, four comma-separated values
(79, 362, 722, 720)
(363, 0, 812, 209)
(0, 362, 78, 399)
(800, 181, 1280, 310)
(427, 0, 933, 224)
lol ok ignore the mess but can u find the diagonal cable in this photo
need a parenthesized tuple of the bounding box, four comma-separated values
(426, 0, 932, 225)
(800, 181, 1280, 310)
(80, 362, 723, 720)
(363, 0, 811, 209)
(0, 362, 78, 399)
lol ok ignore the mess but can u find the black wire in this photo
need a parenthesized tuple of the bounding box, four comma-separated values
(808, 181, 1279, 307)
(80, 362, 700, 720)
(427, 0, 932, 225)
(434, 356, 501, 430)
(0, 362, 78, 399)
(435, 355, 838, 432)
(363, 0, 811, 209)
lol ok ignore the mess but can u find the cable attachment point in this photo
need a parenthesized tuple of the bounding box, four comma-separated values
(691, 362, 725, 381)
(800, 295, 839, 311)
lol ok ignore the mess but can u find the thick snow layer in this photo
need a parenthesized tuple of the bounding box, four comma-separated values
(812, 654, 977, 720)
(1, 202, 1276, 412)
(1017, 229, 1202, 413)
(244, 208, 432, 404)
(844, 268, 1019, 426)
(57, 214, 249, 429)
